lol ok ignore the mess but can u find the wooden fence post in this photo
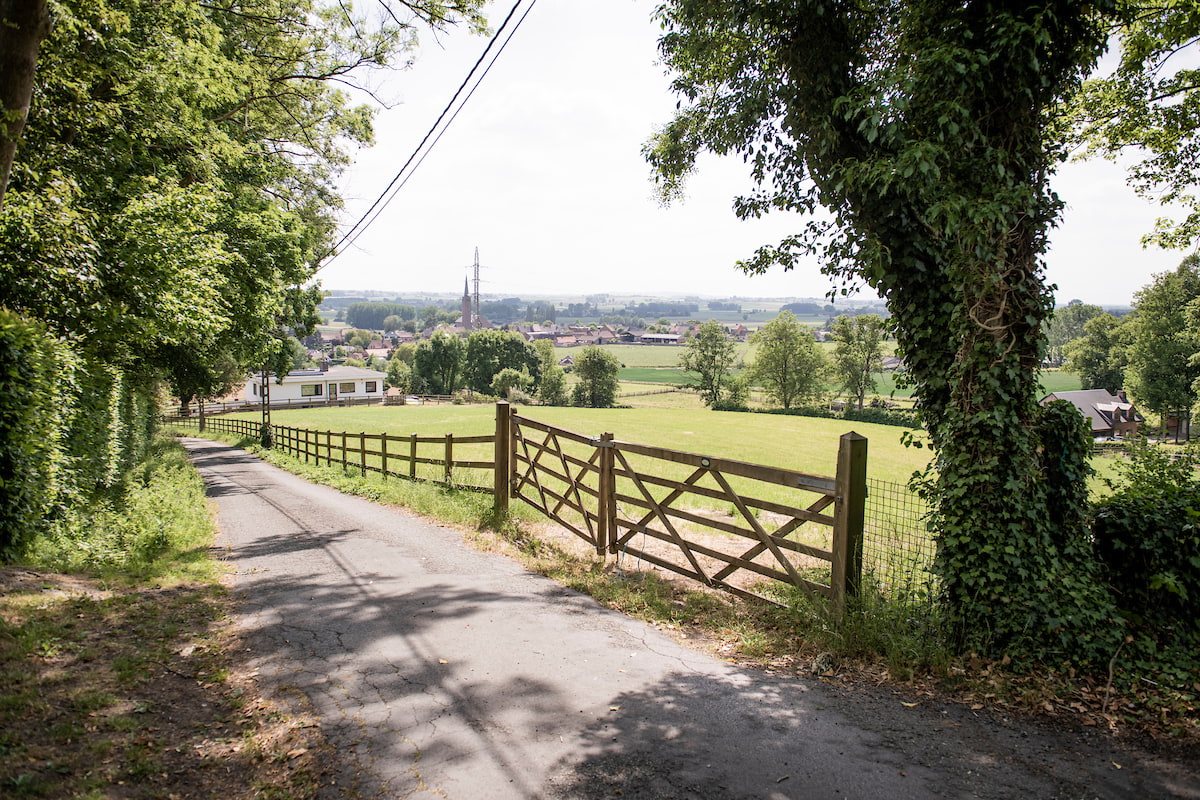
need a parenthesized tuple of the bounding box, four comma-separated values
(494, 402, 511, 518)
(198, 399, 206, 433)
(360, 432, 367, 477)
(341, 431, 347, 472)
(597, 432, 616, 556)
(381, 433, 388, 480)
(410, 434, 418, 479)
(445, 433, 454, 485)
(831, 432, 868, 620)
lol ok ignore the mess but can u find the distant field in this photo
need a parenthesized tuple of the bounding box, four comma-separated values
(233, 403, 931, 487)
(618, 367, 689, 384)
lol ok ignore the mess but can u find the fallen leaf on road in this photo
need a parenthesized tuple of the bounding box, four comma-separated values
(901, 702, 920, 707)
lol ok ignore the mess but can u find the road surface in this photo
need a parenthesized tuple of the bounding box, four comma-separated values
(184, 437, 1199, 799)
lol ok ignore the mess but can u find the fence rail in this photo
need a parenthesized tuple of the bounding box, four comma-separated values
(164, 394, 457, 418)
(167, 414, 493, 492)
(504, 404, 867, 616)
(172, 402, 889, 618)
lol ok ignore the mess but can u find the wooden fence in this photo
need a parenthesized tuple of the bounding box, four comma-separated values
(498, 403, 867, 616)
(164, 394, 456, 418)
(171, 402, 867, 616)
(168, 414, 494, 492)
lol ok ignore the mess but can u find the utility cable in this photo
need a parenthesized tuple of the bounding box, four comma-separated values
(318, 0, 537, 271)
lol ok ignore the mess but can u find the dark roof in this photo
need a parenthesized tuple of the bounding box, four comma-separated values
(1041, 389, 1142, 434)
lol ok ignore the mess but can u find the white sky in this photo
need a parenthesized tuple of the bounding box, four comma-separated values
(322, 0, 1191, 307)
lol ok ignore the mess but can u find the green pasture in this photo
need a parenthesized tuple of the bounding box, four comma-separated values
(618, 367, 689, 384)
(238, 403, 930, 487)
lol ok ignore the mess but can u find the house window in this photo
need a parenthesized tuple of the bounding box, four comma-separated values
(365, 381, 378, 393)
(339, 382, 356, 393)
(301, 384, 322, 397)
(252, 383, 258, 396)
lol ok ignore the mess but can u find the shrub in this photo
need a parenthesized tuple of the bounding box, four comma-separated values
(1092, 440, 1200, 630)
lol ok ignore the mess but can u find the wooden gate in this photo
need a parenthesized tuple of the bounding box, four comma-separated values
(501, 403, 867, 615)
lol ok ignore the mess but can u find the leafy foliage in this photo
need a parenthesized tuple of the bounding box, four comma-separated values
(570, 347, 620, 408)
(746, 311, 827, 409)
(537, 365, 569, 406)
(829, 314, 886, 410)
(1093, 439, 1200, 644)
(0, 312, 69, 559)
(464, 329, 541, 395)
(1070, 3, 1200, 248)
(1062, 312, 1131, 393)
(1045, 302, 1103, 367)
(413, 331, 466, 395)
(680, 320, 737, 407)
(1123, 256, 1200, 427)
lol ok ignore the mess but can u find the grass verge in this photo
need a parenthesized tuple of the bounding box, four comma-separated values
(0, 434, 330, 799)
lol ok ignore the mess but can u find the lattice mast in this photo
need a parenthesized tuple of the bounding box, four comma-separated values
(472, 247, 481, 326)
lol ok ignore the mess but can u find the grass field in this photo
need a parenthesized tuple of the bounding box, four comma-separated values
(242, 403, 931, 486)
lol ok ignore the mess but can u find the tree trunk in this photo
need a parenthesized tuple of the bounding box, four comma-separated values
(0, 0, 50, 210)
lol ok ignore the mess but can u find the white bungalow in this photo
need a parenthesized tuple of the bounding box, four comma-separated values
(243, 365, 387, 404)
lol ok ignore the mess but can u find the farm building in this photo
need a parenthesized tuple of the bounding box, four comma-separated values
(243, 365, 387, 404)
(1039, 389, 1143, 439)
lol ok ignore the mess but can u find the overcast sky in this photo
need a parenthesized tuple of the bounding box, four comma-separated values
(322, 0, 1191, 307)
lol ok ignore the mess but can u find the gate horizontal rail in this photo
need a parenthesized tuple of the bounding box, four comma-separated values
(503, 403, 866, 616)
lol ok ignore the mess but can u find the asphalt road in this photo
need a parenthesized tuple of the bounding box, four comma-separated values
(184, 437, 1199, 800)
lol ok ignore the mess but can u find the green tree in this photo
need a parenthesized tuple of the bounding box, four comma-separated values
(383, 314, 404, 332)
(464, 329, 540, 394)
(830, 314, 887, 410)
(537, 365, 569, 406)
(490, 367, 531, 400)
(1, 0, 483, 392)
(0, 0, 50, 209)
(1062, 313, 1131, 394)
(570, 347, 620, 408)
(680, 320, 736, 407)
(747, 311, 827, 409)
(647, 0, 1114, 656)
(413, 331, 465, 395)
(1071, 5, 1200, 248)
(1124, 256, 1200, 436)
(1045, 302, 1104, 366)
(386, 357, 411, 394)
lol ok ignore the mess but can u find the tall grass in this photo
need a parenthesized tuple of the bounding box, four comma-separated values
(28, 434, 220, 583)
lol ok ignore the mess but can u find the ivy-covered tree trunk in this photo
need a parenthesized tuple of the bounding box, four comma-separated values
(0, 0, 50, 208)
(650, 0, 1117, 658)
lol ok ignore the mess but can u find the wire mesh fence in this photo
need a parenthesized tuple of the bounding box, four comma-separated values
(863, 478, 937, 602)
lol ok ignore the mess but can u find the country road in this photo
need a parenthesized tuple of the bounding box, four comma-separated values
(184, 436, 1199, 799)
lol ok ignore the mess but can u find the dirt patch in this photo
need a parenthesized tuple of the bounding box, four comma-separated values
(0, 568, 332, 799)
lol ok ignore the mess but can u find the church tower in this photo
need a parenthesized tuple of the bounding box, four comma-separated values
(461, 276, 472, 329)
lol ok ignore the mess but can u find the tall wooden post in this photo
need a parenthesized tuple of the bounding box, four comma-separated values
(831, 432, 868, 620)
(494, 402, 511, 518)
(444, 433, 454, 485)
(381, 433, 389, 480)
(597, 432, 616, 555)
(410, 434, 418, 479)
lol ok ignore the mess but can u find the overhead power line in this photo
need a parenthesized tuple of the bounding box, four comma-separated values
(318, 0, 537, 271)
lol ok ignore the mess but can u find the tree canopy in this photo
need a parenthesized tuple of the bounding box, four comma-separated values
(680, 320, 737, 408)
(1124, 256, 1200, 428)
(0, 0, 484, 398)
(1071, 3, 1200, 249)
(570, 347, 620, 408)
(829, 314, 886, 410)
(747, 312, 826, 409)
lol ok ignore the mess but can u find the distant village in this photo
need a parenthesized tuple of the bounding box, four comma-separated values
(303, 282, 889, 365)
